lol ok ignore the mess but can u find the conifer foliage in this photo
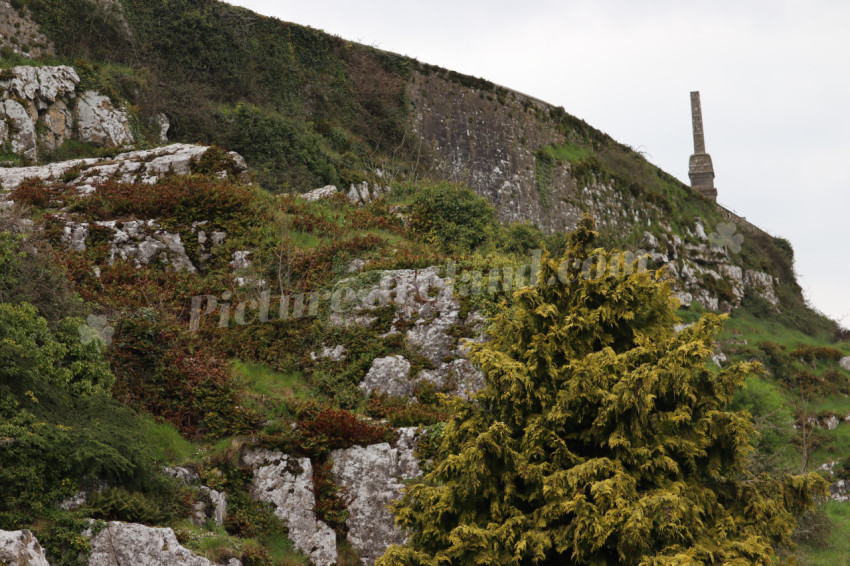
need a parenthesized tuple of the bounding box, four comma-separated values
(379, 217, 827, 565)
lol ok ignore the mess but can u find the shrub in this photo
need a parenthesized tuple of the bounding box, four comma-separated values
(88, 487, 166, 524)
(408, 182, 498, 252)
(365, 394, 448, 427)
(68, 176, 259, 226)
(297, 408, 395, 451)
(9, 178, 71, 209)
(379, 216, 827, 565)
(499, 221, 544, 255)
(791, 345, 844, 364)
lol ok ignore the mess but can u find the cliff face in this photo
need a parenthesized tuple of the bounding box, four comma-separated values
(407, 71, 579, 233)
(0, 65, 134, 163)
(406, 69, 789, 314)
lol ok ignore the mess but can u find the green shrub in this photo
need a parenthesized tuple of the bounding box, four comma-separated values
(499, 221, 544, 255)
(88, 487, 166, 524)
(408, 182, 498, 252)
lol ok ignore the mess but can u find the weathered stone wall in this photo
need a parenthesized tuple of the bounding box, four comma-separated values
(406, 72, 784, 312)
(407, 71, 580, 234)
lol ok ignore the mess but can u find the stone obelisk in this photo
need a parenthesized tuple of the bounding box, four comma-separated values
(688, 91, 717, 200)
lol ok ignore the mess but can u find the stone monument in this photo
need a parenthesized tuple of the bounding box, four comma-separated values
(688, 91, 717, 200)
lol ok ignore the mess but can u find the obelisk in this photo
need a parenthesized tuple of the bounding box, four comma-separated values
(688, 91, 717, 200)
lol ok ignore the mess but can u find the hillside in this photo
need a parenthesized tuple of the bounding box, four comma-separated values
(0, 0, 849, 565)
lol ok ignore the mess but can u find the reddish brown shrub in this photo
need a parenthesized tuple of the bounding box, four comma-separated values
(297, 408, 395, 450)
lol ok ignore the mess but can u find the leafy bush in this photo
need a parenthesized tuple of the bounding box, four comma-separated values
(499, 221, 544, 255)
(110, 310, 258, 438)
(365, 394, 448, 427)
(408, 182, 498, 252)
(88, 487, 166, 524)
(297, 408, 395, 451)
(217, 103, 340, 191)
(68, 176, 259, 226)
(9, 178, 72, 208)
(379, 216, 827, 565)
(791, 345, 845, 364)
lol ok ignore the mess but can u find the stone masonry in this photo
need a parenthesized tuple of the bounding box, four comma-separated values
(688, 91, 717, 200)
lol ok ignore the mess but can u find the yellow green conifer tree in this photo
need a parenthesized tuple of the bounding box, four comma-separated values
(378, 216, 827, 566)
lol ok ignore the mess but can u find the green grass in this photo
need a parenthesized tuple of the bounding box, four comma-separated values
(811, 423, 850, 468)
(232, 359, 312, 418)
(721, 308, 836, 348)
(263, 531, 310, 565)
(142, 418, 197, 464)
(540, 141, 593, 163)
(799, 502, 850, 565)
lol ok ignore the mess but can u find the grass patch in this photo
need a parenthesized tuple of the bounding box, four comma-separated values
(142, 417, 197, 465)
(799, 502, 850, 565)
(233, 360, 312, 419)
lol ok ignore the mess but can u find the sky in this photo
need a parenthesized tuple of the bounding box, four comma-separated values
(225, 0, 850, 327)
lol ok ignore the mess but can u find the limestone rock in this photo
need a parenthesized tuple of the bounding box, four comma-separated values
(830, 478, 850, 502)
(347, 259, 366, 273)
(0, 66, 130, 162)
(39, 99, 72, 151)
(58, 490, 88, 511)
(242, 450, 337, 566)
(60, 219, 197, 273)
(163, 466, 201, 484)
(360, 355, 412, 398)
(331, 428, 421, 565)
(2, 99, 37, 162)
(333, 267, 486, 399)
(87, 521, 239, 566)
(824, 415, 840, 431)
(840, 356, 850, 372)
(0, 529, 50, 566)
(302, 185, 339, 202)
(311, 344, 348, 362)
(154, 112, 170, 143)
(74, 90, 134, 148)
(0, 144, 249, 195)
(345, 181, 390, 205)
(35, 66, 79, 101)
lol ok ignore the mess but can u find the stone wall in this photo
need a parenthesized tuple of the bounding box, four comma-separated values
(406, 71, 783, 312)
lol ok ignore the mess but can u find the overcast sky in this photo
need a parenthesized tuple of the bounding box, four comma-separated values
(225, 0, 850, 327)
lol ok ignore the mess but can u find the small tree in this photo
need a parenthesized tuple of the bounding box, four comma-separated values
(379, 217, 826, 565)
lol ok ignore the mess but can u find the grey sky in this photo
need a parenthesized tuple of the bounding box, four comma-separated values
(225, 0, 850, 327)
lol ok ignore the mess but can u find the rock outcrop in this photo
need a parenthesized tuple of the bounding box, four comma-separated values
(63, 219, 199, 273)
(0, 143, 249, 194)
(242, 450, 337, 566)
(0, 144, 250, 274)
(0, 66, 132, 162)
(299, 182, 390, 205)
(74, 90, 133, 148)
(162, 467, 227, 526)
(333, 267, 486, 400)
(87, 522, 241, 566)
(830, 478, 850, 503)
(331, 428, 421, 566)
(0, 529, 50, 566)
(841, 356, 850, 372)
